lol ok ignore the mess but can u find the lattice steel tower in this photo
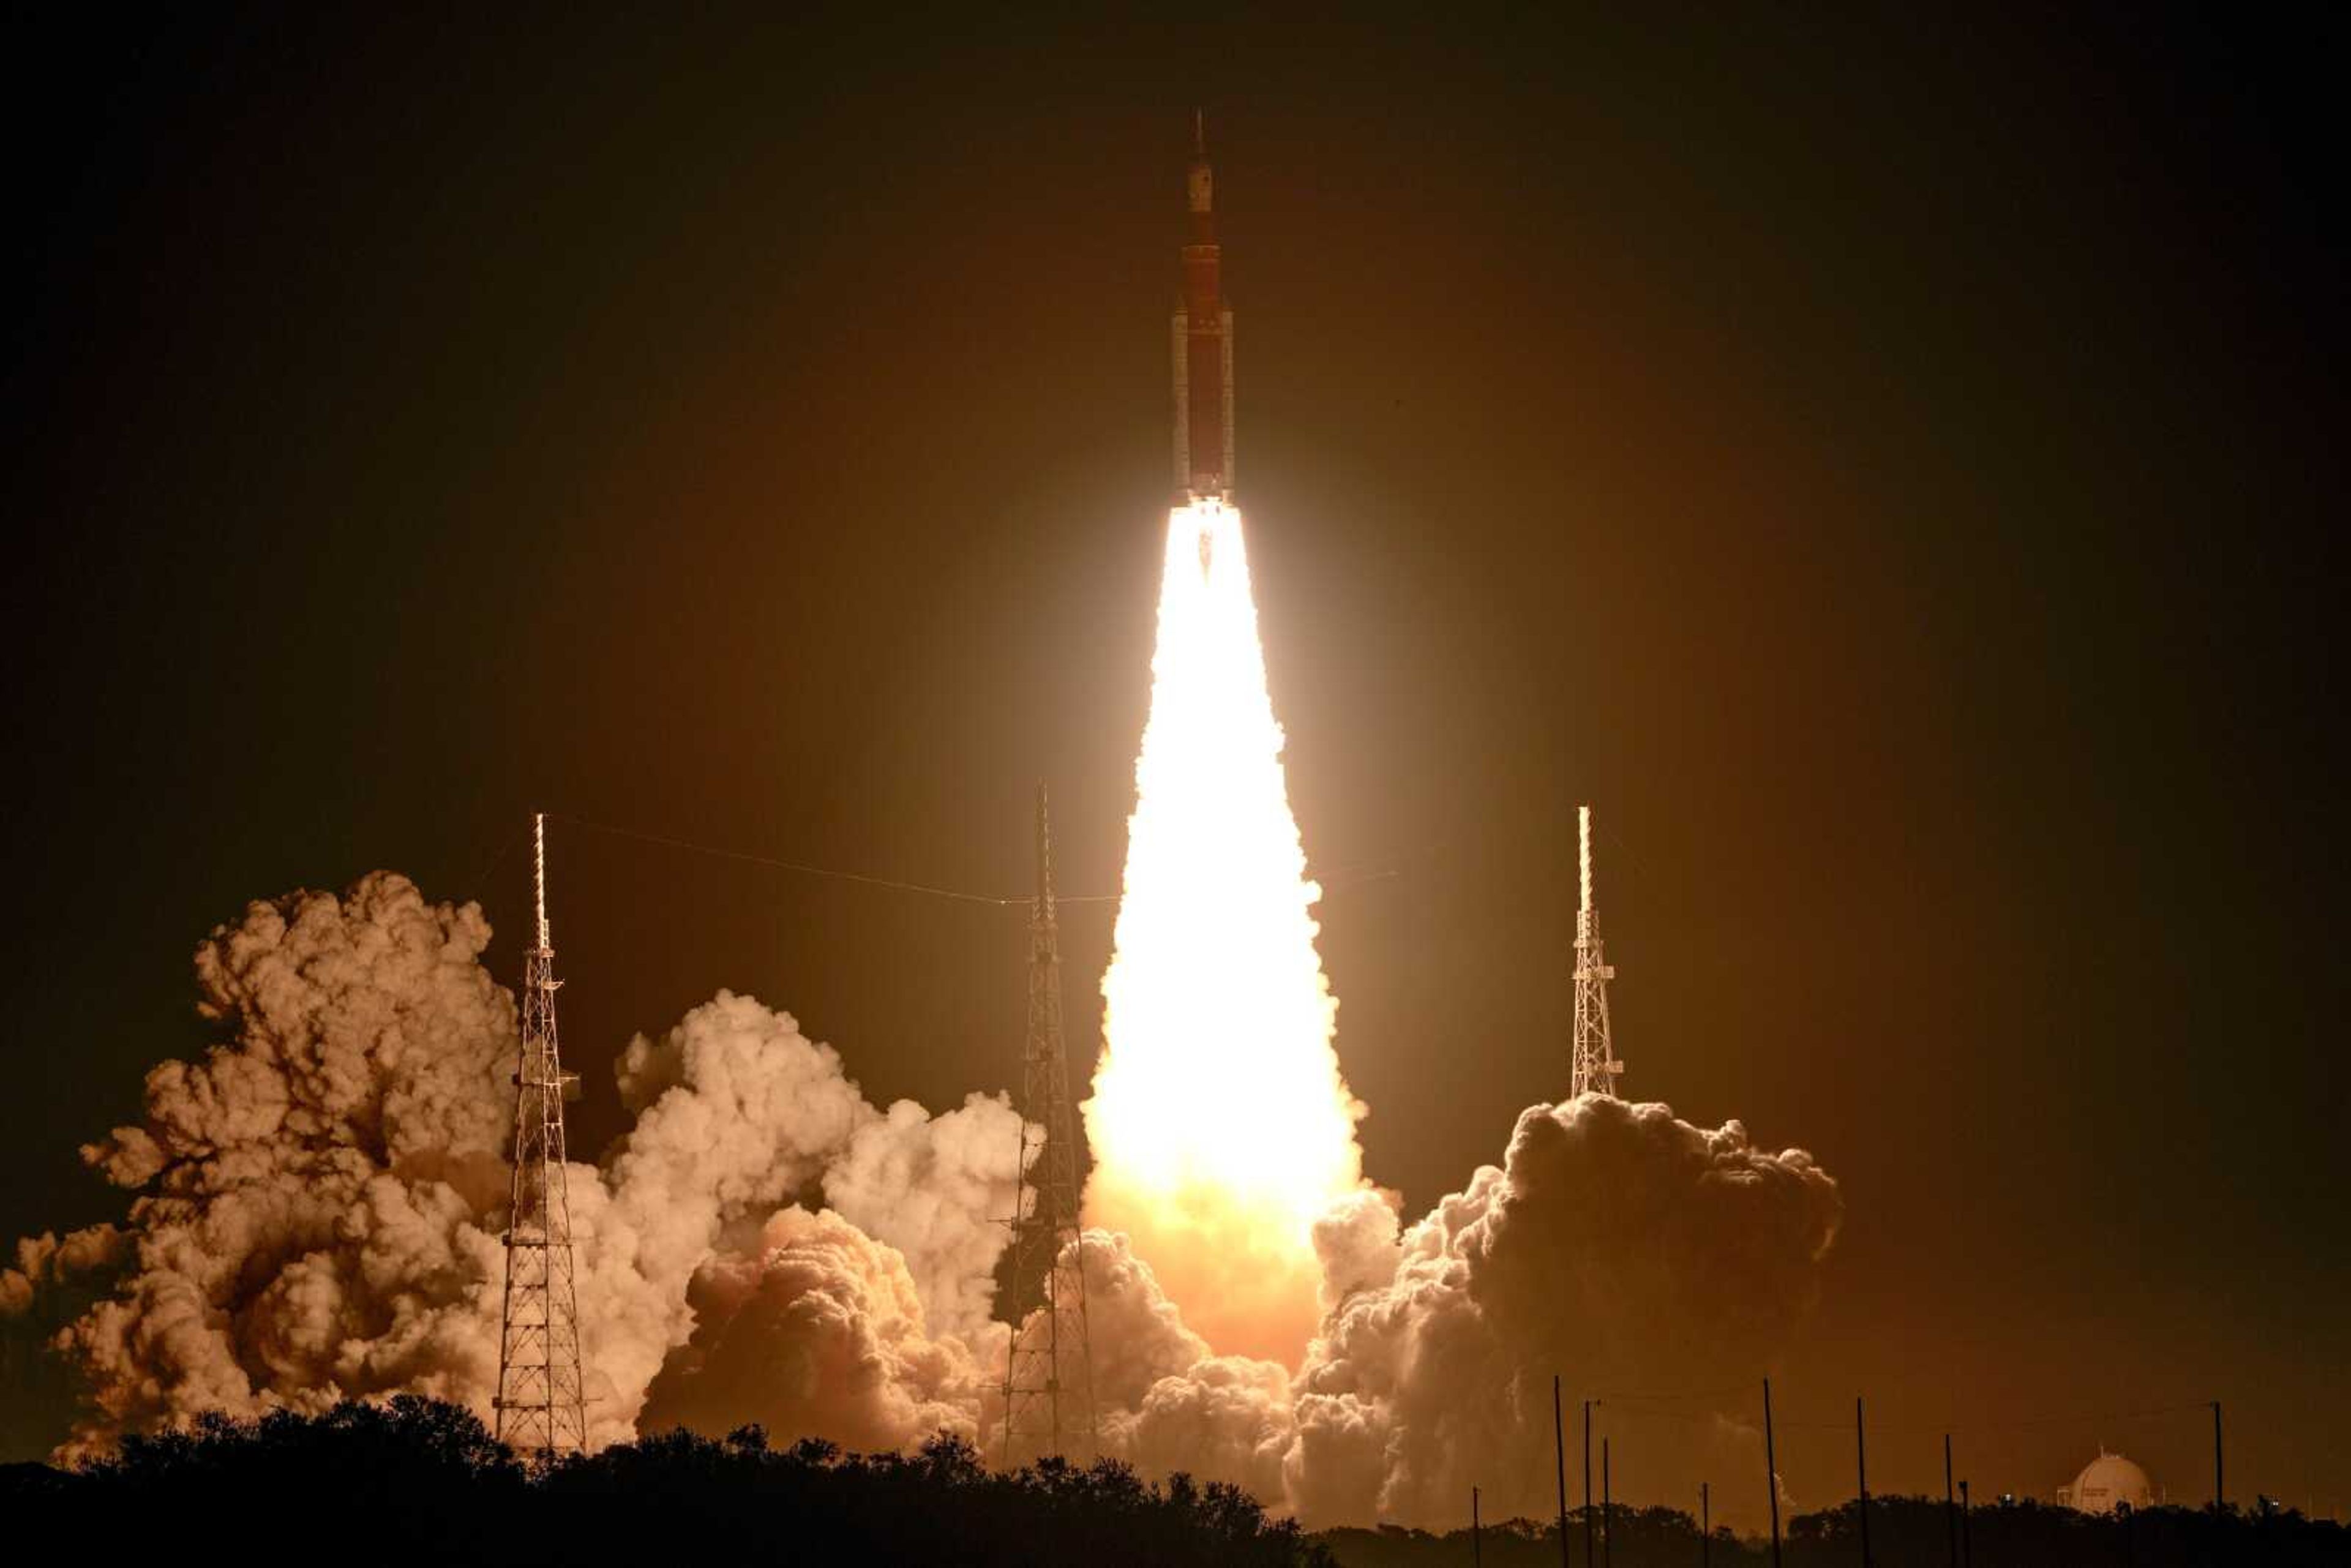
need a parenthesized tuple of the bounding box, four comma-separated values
(495, 812, 587, 1459)
(1570, 804, 1625, 1098)
(999, 783, 1097, 1465)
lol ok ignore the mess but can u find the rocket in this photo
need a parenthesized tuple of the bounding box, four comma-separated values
(1171, 111, 1234, 505)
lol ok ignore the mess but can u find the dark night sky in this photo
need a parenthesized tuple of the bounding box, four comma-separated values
(4, 4, 2344, 1510)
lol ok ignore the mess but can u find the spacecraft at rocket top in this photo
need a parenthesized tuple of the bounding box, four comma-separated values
(1172, 111, 1235, 505)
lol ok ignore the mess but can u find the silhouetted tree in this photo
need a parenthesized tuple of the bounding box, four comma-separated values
(0, 1399, 1332, 1567)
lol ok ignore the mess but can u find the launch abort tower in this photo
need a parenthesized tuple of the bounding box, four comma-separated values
(1172, 111, 1234, 503)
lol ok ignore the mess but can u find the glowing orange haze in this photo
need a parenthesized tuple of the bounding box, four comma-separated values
(1082, 499, 1367, 1366)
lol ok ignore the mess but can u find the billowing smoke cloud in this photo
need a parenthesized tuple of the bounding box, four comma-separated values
(636, 1206, 994, 1452)
(6, 871, 1840, 1539)
(1125, 1353, 1296, 1505)
(1037, 1095, 1837, 1528)
(826, 1095, 1027, 1341)
(1069, 1228, 1213, 1412)
(1, 875, 1022, 1463)
(1278, 1095, 1843, 1528)
(0, 875, 518, 1459)
(583, 991, 1021, 1435)
(1030, 1089, 1839, 1531)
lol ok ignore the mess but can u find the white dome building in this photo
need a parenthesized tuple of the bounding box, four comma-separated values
(2059, 1451, 2157, 1515)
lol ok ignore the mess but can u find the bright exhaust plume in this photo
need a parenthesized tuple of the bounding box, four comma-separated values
(1082, 499, 1365, 1365)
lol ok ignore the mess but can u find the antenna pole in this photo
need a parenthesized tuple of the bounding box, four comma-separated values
(1602, 1436, 1613, 1568)
(1856, 1397, 1872, 1568)
(1584, 1400, 1597, 1568)
(1553, 1377, 1572, 1568)
(533, 812, 549, 950)
(1944, 1434, 1959, 1568)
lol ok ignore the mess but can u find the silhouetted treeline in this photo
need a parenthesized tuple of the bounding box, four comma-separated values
(9, 1404, 2342, 1566)
(1322, 1496, 2351, 1567)
(0, 1397, 1329, 1567)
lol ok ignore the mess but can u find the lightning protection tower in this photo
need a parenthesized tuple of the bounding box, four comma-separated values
(495, 812, 587, 1460)
(1570, 804, 1624, 1099)
(999, 783, 1097, 1466)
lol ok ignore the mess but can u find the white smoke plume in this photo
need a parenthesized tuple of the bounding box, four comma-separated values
(825, 1095, 1028, 1341)
(982, 1095, 1839, 1532)
(0, 875, 517, 1458)
(585, 991, 1022, 1433)
(992, 1098, 1837, 1531)
(1, 875, 1023, 1463)
(1278, 1095, 1843, 1528)
(5, 870, 1841, 1539)
(583, 990, 898, 1429)
(1125, 1354, 1296, 1504)
(634, 1206, 994, 1452)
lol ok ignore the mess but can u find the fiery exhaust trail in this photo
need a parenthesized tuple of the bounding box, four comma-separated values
(1083, 498, 1365, 1365)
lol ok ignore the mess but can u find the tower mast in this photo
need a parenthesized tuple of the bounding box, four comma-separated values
(1570, 804, 1624, 1099)
(495, 812, 587, 1460)
(999, 783, 1097, 1465)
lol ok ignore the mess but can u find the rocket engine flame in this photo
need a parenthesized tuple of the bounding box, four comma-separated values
(1082, 499, 1365, 1365)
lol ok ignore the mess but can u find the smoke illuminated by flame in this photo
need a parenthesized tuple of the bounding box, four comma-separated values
(1083, 499, 1365, 1365)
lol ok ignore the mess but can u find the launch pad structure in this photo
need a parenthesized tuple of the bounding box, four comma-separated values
(1570, 805, 1624, 1100)
(999, 785, 1098, 1465)
(495, 812, 588, 1460)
